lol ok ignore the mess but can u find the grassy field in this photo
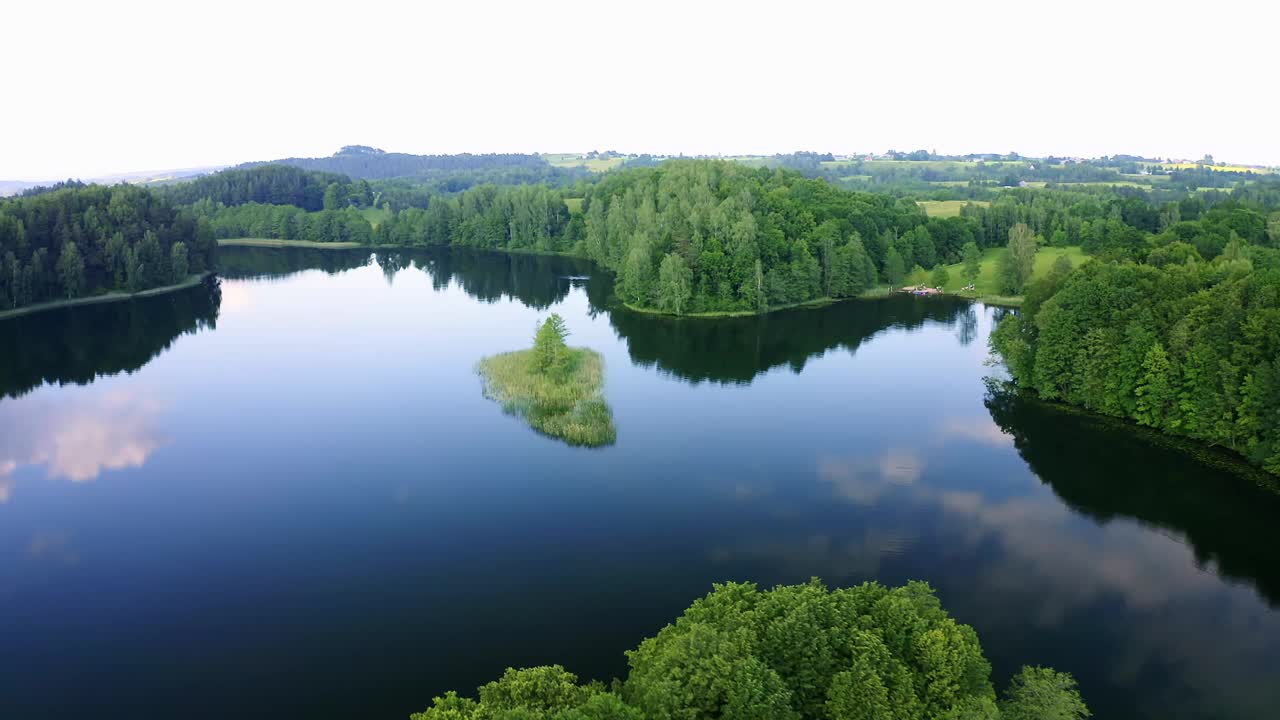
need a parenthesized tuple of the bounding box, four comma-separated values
(564, 197, 584, 213)
(1159, 162, 1272, 174)
(936, 245, 1090, 301)
(917, 200, 991, 218)
(217, 238, 365, 249)
(0, 273, 210, 321)
(542, 153, 627, 172)
(476, 347, 615, 447)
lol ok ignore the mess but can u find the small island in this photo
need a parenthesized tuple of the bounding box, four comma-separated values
(476, 314, 615, 447)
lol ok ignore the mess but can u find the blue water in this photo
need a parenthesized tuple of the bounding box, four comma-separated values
(2, 247, 1277, 719)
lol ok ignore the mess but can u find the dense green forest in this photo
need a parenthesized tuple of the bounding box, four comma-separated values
(991, 233, 1280, 474)
(0, 184, 217, 310)
(160, 164, 366, 211)
(411, 580, 1088, 720)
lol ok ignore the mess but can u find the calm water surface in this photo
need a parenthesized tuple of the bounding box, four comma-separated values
(2, 247, 1278, 719)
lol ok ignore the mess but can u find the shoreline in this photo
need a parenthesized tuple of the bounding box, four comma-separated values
(1008, 385, 1280, 493)
(217, 238, 365, 249)
(0, 272, 212, 322)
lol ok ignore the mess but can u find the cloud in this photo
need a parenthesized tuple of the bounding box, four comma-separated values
(0, 389, 165, 499)
(937, 416, 1013, 448)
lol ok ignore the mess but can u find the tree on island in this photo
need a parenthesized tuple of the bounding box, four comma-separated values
(532, 313, 571, 379)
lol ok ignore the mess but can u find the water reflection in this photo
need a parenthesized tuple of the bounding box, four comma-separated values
(0, 279, 220, 399)
(607, 295, 971, 384)
(0, 389, 165, 498)
(984, 381, 1280, 607)
(1, 246, 1277, 720)
(215, 246, 371, 280)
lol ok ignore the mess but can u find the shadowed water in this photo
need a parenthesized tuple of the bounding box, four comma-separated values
(1, 247, 1277, 720)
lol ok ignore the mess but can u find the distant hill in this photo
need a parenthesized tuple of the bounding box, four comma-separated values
(0, 166, 226, 197)
(238, 146, 565, 181)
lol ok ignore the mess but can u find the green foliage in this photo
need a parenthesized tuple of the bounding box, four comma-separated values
(161, 164, 355, 211)
(961, 242, 982, 284)
(0, 184, 214, 309)
(999, 667, 1090, 720)
(170, 242, 189, 283)
(410, 666, 640, 720)
(886, 246, 906, 286)
(991, 259, 1280, 474)
(416, 581, 1084, 720)
(56, 240, 84, 299)
(931, 265, 950, 288)
(997, 223, 1038, 294)
(532, 314, 571, 377)
(656, 252, 693, 315)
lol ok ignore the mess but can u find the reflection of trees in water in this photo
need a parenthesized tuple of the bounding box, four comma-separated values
(956, 307, 979, 346)
(216, 246, 372, 279)
(0, 279, 221, 400)
(414, 248, 600, 311)
(984, 380, 1280, 607)
(609, 295, 971, 384)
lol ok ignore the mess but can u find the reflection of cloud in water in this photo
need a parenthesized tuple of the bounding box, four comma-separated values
(0, 390, 165, 498)
(809, 440, 1280, 718)
(937, 416, 1013, 448)
(219, 282, 252, 313)
(708, 528, 915, 582)
(818, 448, 923, 504)
(927, 478, 1280, 719)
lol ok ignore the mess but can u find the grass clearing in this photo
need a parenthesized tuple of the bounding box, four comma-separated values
(1159, 162, 1272, 174)
(937, 245, 1090, 300)
(476, 347, 615, 447)
(361, 206, 392, 228)
(917, 200, 990, 218)
(543, 153, 627, 172)
(564, 197, 584, 213)
(217, 238, 364, 249)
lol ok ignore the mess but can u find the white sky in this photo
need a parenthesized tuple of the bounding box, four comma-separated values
(5, 0, 1279, 180)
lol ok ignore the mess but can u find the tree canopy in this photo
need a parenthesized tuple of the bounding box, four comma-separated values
(0, 184, 216, 309)
(411, 580, 1087, 720)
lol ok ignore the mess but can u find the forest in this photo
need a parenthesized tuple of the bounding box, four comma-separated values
(410, 579, 1088, 720)
(991, 219, 1280, 474)
(0, 183, 217, 310)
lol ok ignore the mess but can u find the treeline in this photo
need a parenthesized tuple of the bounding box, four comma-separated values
(375, 183, 575, 251)
(960, 184, 1278, 259)
(368, 160, 941, 313)
(992, 245, 1280, 475)
(0, 184, 216, 309)
(161, 164, 373, 212)
(412, 580, 1087, 720)
(238, 147, 576, 181)
(189, 201, 374, 244)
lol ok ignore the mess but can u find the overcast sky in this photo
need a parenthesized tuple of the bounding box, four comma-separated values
(7, 0, 1278, 179)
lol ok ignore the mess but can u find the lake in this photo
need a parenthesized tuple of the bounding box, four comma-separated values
(3, 246, 1278, 719)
